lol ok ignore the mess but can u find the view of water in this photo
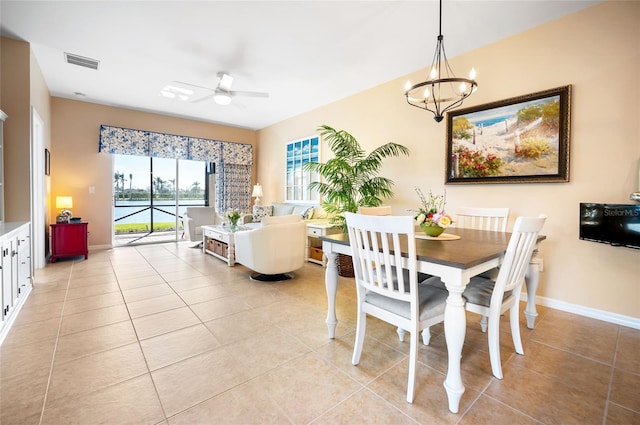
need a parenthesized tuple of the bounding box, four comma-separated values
(114, 200, 205, 224)
(470, 114, 514, 128)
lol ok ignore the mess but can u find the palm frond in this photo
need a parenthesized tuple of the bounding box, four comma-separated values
(308, 125, 410, 222)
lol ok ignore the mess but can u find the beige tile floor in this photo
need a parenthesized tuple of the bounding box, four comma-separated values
(1, 242, 638, 425)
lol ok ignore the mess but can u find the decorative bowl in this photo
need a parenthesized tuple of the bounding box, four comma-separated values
(420, 224, 445, 237)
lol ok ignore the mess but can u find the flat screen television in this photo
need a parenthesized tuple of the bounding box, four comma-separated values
(580, 203, 640, 249)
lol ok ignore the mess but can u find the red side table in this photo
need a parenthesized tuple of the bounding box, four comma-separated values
(50, 222, 88, 262)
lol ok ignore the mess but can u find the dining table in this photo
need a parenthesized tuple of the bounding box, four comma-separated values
(320, 227, 546, 414)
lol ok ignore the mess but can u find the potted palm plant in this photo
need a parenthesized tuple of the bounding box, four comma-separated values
(304, 125, 410, 276)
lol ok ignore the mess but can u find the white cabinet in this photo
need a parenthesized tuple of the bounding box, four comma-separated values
(0, 222, 32, 345)
(1, 237, 12, 318)
(17, 226, 31, 300)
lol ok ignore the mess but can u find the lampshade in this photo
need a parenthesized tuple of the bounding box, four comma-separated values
(252, 184, 263, 206)
(251, 184, 263, 198)
(55, 196, 73, 209)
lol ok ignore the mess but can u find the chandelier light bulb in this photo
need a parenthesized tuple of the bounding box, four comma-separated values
(469, 68, 477, 79)
(424, 88, 430, 99)
(404, 80, 412, 91)
(430, 68, 438, 80)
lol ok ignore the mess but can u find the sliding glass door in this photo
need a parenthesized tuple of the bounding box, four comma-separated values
(113, 154, 210, 245)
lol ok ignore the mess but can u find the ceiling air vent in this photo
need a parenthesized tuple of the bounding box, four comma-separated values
(64, 52, 100, 70)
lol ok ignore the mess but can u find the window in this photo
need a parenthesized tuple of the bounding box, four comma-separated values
(285, 136, 320, 201)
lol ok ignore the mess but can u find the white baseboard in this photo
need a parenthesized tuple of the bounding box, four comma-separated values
(521, 293, 640, 330)
(89, 244, 113, 251)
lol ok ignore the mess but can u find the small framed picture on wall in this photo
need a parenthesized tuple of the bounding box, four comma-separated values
(45, 148, 50, 176)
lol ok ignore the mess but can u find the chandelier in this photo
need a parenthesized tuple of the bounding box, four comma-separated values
(404, 0, 478, 122)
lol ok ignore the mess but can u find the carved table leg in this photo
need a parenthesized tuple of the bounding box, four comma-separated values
(524, 250, 543, 329)
(228, 244, 235, 267)
(442, 278, 467, 414)
(324, 251, 339, 339)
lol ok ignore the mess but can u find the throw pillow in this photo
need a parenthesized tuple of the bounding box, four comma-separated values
(252, 205, 272, 222)
(292, 205, 314, 220)
(302, 207, 314, 220)
(272, 203, 295, 216)
(312, 207, 328, 219)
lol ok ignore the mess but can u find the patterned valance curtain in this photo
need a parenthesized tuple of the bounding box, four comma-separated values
(99, 125, 251, 164)
(99, 125, 253, 213)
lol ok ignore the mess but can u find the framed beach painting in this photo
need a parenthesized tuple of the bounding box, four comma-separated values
(445, 85, 571, 184)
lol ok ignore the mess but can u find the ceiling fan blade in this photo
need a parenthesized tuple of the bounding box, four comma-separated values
(171, 80, 215, 93)
(191, 93, 215, 103)
(229, 90, 269, 98)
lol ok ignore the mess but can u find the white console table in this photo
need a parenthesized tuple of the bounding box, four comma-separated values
(202, 225, 249, 266)
(306, 221, 341, 265)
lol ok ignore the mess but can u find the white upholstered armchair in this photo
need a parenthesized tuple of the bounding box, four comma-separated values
(183, 206, 223, 245)
(234, 214, 307, 281)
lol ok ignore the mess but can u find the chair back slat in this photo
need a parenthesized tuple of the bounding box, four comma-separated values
(456, 207, 509, 232)
(345, 213, 417, 302)
(491, 215, 546, 305)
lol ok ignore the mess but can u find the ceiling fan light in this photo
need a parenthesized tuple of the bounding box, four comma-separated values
(214, 92, 232, 105)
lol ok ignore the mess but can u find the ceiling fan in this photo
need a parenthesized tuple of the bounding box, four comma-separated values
(161, 72, 269, 106)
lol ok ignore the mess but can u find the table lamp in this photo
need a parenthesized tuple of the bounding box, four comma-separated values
(252, 184, 263, 206)
(56, 196, 73, 223)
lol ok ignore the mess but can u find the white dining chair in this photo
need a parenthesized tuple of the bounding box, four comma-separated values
(359, 203, 431, 341)
(424, 215, 546, 379)
(455, 206, 509, 232)
(345, 212, 448, 403)
(451, 206, 510, 328)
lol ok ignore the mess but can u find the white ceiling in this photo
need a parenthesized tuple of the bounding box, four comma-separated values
(1, 1, 600, 131)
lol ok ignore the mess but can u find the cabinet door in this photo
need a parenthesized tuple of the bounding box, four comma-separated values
(10, 236, 18, 306)
(1, 239, 12, 319)
(17, 229, 31, 298)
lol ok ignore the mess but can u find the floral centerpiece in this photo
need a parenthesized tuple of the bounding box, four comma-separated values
(226, 210, 241, 228)
(413, 187, 452, 237)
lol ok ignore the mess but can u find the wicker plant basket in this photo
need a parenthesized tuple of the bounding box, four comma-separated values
(337, 253, 355, 277)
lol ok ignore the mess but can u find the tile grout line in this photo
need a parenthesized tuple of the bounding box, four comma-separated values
(527, 337, 616, 369)
(128, 243, 261, 422)
(37, 261, 75, 425)
(474, 393, 546, 425)
(112, 245, 170, 422)
(601, 325, 621, 425)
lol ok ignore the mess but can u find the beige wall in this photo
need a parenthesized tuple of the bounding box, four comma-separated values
(257, 1, 640, 319)
(0, 37, 32, 221)
(51, 98, 257, 246)
(30, 47, 53, 235)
